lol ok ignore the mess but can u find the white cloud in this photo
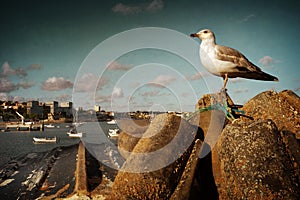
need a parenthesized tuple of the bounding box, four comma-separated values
(258, 56, 275, 67)
(149, 75, 176, 88)
(112, 0, 164, 15)
(112, 87, 124, 98)
(18, 81, 35, 89)
(41, 77, 73, 91)
(94, 87, 124, 105)
(2, 62, 15, 76)
(74, 73, 109, 92)
(112, 3, 141, 15)
(0, 94, 24, 102)
(140, 90, 160, 97)
(0, 93, 10, 101)
(0, 78, 18, 93)
(186, 72, 207, 80)
(0, 63, 39, 93)
(146, 0, 164, 12)
(1, 62, 27, 77)
(74, 73, 97, 92)
(106, 61, 131, 71)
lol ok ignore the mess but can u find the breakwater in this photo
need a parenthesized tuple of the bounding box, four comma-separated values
(0, 90, 299, 199)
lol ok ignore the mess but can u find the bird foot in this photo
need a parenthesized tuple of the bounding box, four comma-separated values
(220, 87, 227, 93)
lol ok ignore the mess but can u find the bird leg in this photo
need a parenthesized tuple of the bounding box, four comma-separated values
(223, 74, 228, 89)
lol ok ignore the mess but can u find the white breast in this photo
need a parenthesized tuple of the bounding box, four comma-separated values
(200, 43, 237, 76)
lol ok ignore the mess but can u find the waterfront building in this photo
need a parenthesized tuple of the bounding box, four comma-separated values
(94, 105, 101, 112)
(45, 101, 59, 114)
(27, 101, 43, 117)
(59, 102, 73, 118)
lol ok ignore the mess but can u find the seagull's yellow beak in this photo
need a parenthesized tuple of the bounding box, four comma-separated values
(190, 33, 198, 37)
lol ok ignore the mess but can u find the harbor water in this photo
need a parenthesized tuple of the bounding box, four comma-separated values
(0, 122, 119, 166)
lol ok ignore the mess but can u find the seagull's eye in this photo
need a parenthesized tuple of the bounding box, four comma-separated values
(203, 30, 208, 33)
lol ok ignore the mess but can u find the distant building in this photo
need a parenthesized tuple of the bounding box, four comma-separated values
(44, 101, 59, 120)
(59, 102, 73, 118)
(43, 101, 73, 120)
(1, 100, 75, 121)
(27, 101, 43, 117)
(12, 102, 26, 110)
(2, 101, 12, 109)
(94, 105, 101, 112)
(45, 101, 59, 115)
(60, 102, 73, 108)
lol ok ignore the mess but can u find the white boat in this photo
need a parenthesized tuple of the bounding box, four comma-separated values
(44, 124, 55, 128)
(67, 128, 83, 138)
(107, 119, 117, 125)
(108, 128, 119, 138)
(33, 137, 57, 143)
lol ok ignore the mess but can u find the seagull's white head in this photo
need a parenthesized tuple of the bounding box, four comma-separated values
(190, 29, 215, 42)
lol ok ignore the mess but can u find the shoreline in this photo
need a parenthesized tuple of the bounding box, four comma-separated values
(0, 141, 119, 199)
(0, 143, 79, 199)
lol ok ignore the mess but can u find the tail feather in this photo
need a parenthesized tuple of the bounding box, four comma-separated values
(243, 71, 279, 81)
(228, 71, 279, 81)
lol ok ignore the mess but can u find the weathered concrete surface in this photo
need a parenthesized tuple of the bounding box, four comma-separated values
(188, 110, 225, 198)
(34, 90, 300, 199)
(190, 90, 300, 199)
(242, 90, 300, 138)
(195, 90, 235, 110)
(118, 119, 150, 159)
(280, 130, 300, 183)
(170, 139, 203, 200)
(217, 119, 300, 199)
(190, 91, 229, 198)
(74, 142, 87, 195)
(110, 114, 197, 199)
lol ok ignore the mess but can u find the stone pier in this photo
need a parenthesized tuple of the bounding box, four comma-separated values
(5, 123, 44, 131)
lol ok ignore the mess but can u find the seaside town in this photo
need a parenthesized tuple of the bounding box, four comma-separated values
(0, 99, 186, 126)
(0, 100, 74, 123)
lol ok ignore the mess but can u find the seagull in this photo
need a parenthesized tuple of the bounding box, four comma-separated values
(190, 29, 278, 88)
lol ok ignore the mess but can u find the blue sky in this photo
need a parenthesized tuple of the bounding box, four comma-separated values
(0, 0, 299, 111)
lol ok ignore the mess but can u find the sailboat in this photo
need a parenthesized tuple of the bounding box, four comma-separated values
(67, 128, 83, 138)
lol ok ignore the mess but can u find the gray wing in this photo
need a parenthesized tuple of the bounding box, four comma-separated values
(216, 45, 260, 72)
(216, 45, 278, 81)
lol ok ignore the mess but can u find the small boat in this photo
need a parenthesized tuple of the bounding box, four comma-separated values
(67, 128, 83, 138)
(107, 119, 117, 125)
(33, 137, 57, 143)
(72, 122, 85, 127)
(44, 124, 55, 128)
(108, 128, 120, 138)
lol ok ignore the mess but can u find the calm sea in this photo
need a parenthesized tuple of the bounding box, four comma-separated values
(0, 122, 119, 166)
